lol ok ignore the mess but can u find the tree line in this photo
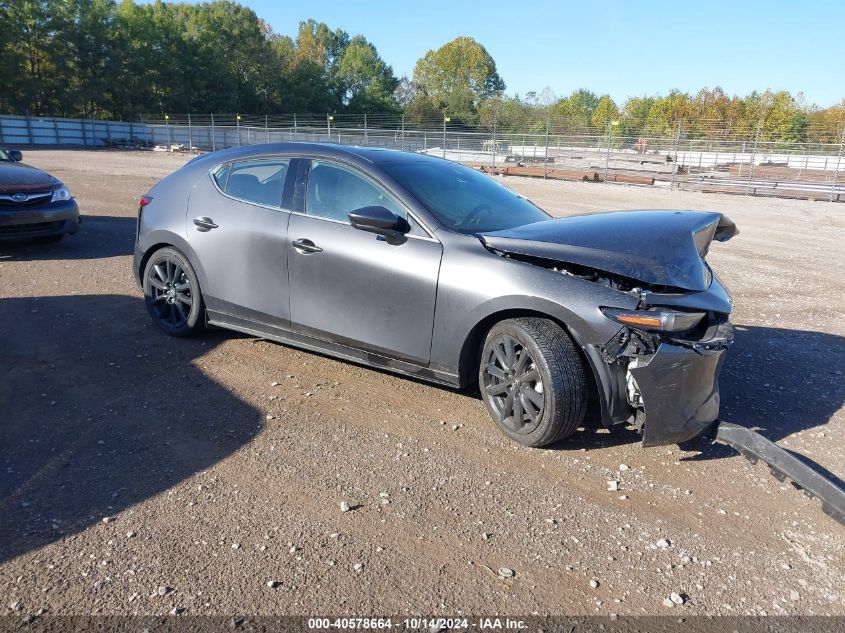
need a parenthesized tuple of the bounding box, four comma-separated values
(2, 0, 844, 144)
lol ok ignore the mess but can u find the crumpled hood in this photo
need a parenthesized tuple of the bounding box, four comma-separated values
(480, 210, 738, 292)
(0, 162, 56, 194)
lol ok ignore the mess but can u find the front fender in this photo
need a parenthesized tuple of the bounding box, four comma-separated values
(429, 240, 638, 379)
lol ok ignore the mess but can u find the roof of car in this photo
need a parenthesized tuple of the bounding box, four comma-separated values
(193, 142, 444, 167)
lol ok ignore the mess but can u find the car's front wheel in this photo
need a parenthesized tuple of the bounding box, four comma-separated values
(143, 247, 205, 337)
(479, 317, 588, 447)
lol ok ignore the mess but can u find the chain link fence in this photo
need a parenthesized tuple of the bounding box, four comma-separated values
(2, 112, 844, 202)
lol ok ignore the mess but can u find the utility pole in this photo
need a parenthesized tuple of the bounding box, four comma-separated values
(544, 116, 550, 179)
(492, 108, 498, 166)
(670, 120, 682, 189)
(746, 120, 762, 196)
(831, 123, 845, 202)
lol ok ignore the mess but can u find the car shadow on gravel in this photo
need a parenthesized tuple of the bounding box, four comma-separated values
(0, 215, 135, 261)
(0, 294, 262, 564)
(678, 324, 845, 474)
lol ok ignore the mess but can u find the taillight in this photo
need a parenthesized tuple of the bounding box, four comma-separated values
(139, 195, 153, 208)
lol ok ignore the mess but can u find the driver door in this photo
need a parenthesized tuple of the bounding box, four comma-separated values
(287, 160, 443, 365)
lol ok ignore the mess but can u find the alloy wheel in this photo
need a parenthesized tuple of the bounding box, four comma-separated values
(147, 258, 193, 329)
(482, 334, 545, 433)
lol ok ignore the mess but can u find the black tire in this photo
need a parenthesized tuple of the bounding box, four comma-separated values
(479, 317, 588, 447)
(142, 246, 205, 337)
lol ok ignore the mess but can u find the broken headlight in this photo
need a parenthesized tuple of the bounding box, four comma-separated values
(601, 307, 706, 332)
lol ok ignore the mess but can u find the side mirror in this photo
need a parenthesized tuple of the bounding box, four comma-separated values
(348, 206, 409, 236)
(8, 150, 22, 162)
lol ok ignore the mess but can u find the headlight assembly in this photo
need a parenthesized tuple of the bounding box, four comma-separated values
(51, 185, 72, 202)
(601, 307, 706, 332)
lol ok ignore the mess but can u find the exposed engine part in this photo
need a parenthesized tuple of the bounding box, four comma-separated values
(625, 358, 644, 409)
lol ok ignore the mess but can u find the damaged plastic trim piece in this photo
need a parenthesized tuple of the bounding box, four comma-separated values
(712, 422, 845, 526)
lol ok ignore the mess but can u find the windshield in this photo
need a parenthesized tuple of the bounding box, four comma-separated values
(0, 149, 10, 162)
(380, 159, 550, 233)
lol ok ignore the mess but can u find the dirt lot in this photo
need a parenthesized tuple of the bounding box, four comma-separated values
(1, 149, 844, 618)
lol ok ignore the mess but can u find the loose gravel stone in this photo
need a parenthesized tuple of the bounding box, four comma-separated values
(498, 567, 515, 578)
(589, 579, 599, 589)
(340, 501, 351, 513)
(670, 592, 685, 605)
(656, 538, 671, 549)
(266, 580, 280, 589)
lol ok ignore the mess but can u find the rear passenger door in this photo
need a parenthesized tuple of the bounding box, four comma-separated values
(188, 157, 297, 327)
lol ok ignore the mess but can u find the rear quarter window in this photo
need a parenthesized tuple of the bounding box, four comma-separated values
(224, 159, 289, 208)
(212, 163, 230, 189)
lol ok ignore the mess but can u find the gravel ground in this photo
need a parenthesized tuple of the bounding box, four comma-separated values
(0, 149, 843, 618)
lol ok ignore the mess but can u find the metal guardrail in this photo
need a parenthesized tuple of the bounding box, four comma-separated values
(1, 113, 843, 202)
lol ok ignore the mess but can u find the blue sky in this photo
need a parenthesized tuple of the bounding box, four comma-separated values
(145, 0, 845, 107)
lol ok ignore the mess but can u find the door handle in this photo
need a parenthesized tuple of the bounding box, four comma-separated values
(193, 216, 218, 230)
(292, 238, 323, 254)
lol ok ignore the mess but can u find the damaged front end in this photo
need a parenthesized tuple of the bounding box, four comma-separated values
(602, 305, 733, 447)
(480, 210, 740, 447)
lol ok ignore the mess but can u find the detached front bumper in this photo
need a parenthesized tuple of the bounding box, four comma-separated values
(0, 199, 80, 241)
(631, 342, 726, 447)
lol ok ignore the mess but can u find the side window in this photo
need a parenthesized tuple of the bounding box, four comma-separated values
(224, 159, 290, 208)
(306, 160, 407, 223)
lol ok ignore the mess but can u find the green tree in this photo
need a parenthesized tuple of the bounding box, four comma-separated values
(412, 36, 504, 123)
(591, 95, 619, 130)
(620, 96, 655, 136)
(336, 35, 398, 112)
(65, 0, 120, 117)
(551, 89, 599, 129)
(645, 90, 692, 135)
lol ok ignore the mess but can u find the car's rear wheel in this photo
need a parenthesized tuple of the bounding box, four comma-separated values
(479, 317, 587, 447)
(143, 247, 205, 337)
